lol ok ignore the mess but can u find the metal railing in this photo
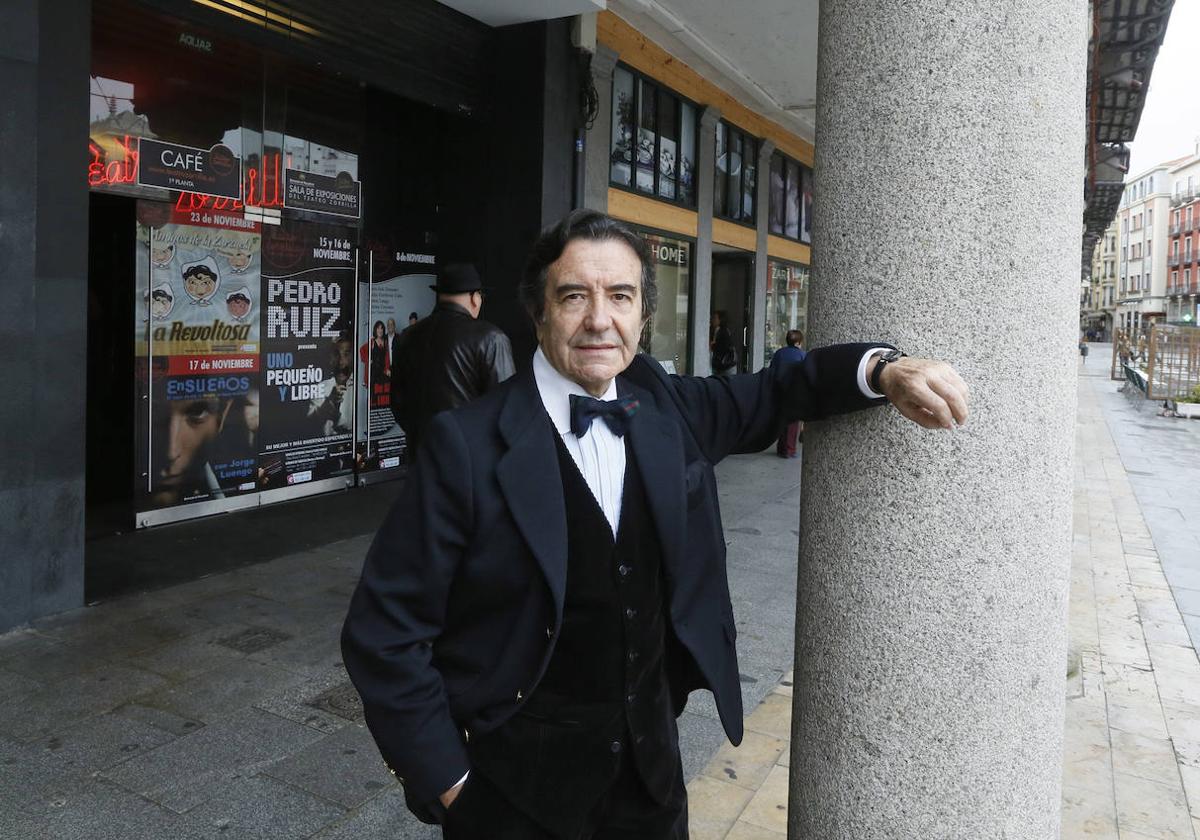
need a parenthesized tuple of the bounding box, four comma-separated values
(1145, 324, 1200, 400)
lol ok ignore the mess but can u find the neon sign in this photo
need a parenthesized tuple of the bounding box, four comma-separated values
(88, 135, 138, 187)
(89, 135, 286, 213)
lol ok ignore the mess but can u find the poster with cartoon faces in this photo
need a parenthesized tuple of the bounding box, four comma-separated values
(182, 257, 221, 305)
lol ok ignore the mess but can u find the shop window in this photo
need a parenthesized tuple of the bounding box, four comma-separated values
(764, 259, 810, 365)
(609, 65, 697, 207)
(714, 120, 758, 225)
(639, 232, 693, 374)
(768, 151, 814, 244)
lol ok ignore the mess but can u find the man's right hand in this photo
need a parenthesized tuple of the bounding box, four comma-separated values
(439, 778, 466, 809)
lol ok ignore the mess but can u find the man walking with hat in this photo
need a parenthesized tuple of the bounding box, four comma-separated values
(389, 263, 515, 454)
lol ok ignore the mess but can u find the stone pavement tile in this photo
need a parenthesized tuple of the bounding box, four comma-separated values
(1060, 782, 1118, 840)
(0, 662, 167, 742)
(2, 776, 206, 840)
(112, 702, 207, 737)
(1153, 669, 1200, 708)
(679, 710, 730, 783)
(101, 707, 327, 813)
(735, 763, 789, 836)
(32, 710, 180, 776)
(0, 734, 71, 810)
(0, 666, 41, 703)
(124, 622, 254, 682)
(1143, 620, 1194, 648)
(1180, 763, 1200, 819)
(1162, 565, 1200, 592)
(742, 692, 790, 741)
(1175, 588, 1200, 618)
(1103, 662, 1162, 704)
(254, 665, 357, 735)
(1107, 700, 1169, 740)
(701, 729, 787, 792)
(263, 724, 394, 810)
(309, 787, 440, 839)
(1148, 643, 1200, 675)
(1186, 616, 1200, 650)
(246, 619, 345, 677)
(1113, 772, 1194, 838)
(685, 774, 754, 840)
(725, 817, 785, 837)
(0, 630, 110, 682)
(1110, 730, 1184, 786)
(180, 773, 345, 840)
(32, 609, 219, 661)
(135, 657, 308, 724)
(1129, 568, 1173, 590)
(1063, 730, 1115, 796)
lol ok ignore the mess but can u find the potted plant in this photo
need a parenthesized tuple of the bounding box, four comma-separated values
(1176, 385, 1200, 419)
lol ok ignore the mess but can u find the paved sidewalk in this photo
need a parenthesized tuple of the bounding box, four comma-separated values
(1058, 349, 1199, 839)
(0, 447, 806, 840)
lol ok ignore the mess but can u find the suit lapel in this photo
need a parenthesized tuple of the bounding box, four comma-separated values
(619, 377, 686, 586)
(496, 370, 569, 619)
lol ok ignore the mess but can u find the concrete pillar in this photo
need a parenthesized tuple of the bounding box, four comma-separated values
(583, 44, 619, 213)
(750, 139, 775, 372)
(791, 2, 1086, 837)
(0, 0, 90, 631)
(690, 105, 721, 376)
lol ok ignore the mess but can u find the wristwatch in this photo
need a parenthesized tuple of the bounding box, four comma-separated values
(869, 349, 907, 394)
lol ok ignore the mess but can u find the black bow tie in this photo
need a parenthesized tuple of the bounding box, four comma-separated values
(569, 394, 640, 438)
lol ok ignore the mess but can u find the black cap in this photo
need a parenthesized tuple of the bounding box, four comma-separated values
(430, 263, 485, 294)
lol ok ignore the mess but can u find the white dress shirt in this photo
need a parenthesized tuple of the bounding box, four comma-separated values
(532, 347, 627, 537)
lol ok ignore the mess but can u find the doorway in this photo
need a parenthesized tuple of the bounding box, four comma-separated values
(85, 192, 137, 538)
(711, 247, 754, 373)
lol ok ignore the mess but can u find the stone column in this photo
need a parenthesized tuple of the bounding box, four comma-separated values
(690, 105, 721, 376)
(750, 139, 776, 373)
(583, 44, 619, 213)
(791, 2, 1086, 837)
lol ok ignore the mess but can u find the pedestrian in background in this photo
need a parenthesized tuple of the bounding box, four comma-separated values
(772, 329, 807, 457)
(389, 263, 515, 454)
(710, 310, 736, 375)
(1078, 336, 1089, 365)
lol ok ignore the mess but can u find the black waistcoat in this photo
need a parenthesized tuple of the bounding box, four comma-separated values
(466, 433, 679, 837)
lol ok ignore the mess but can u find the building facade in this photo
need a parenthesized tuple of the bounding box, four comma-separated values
(2, 0, 817, 630)
(1115, 164, 1172, 334)
(1166, 148, 1200, 325)
(1082, 220, 1118, 340)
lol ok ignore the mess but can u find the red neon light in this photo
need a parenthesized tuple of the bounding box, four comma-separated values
(88, 135, 287, 213)
(87, 135, 138, 187)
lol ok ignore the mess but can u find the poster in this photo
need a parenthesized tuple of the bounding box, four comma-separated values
(257, 223, 357, 489)
(354, 246, 437, 472)
(134, 200, 262, 514)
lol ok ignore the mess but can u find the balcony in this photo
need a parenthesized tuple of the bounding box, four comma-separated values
(1170, 187, 1197, 207)
(1170, 223, 1182, 235)
(1169, 254, 1181, 267)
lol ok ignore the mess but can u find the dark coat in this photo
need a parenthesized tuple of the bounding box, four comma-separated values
(389, 301, 515, 453)
(341, 343, 886, 821)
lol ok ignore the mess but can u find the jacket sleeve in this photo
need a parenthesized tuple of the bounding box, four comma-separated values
(482, 330, 515, 388)
(341, 411, 473, 809)
(658, 342, 892, 463)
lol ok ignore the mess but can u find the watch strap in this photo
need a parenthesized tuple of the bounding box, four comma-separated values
(870, 349, 907, 394)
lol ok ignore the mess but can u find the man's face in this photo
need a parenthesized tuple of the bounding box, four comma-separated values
(186, 272, 217, 300)
(386, 318, 396, 335)
(332, 340, 353, 385)
(538, 238, 645, 397)
(153, 397, 230, 502)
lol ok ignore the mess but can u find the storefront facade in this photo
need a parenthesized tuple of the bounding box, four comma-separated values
(582, 10, 815, 377)
(2, 0, 597, 629)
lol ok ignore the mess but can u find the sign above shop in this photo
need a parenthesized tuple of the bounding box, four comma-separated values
(283, 169, 361, 219)
(138, 139, 242, 200)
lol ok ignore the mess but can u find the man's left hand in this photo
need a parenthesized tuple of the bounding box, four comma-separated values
(873, 355, 969, 430)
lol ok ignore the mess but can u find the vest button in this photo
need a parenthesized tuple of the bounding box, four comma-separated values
(545, 626, 553, 639)
(627, 650, 639, 663)
(624, 607, 636, 619)
(618, 564, 631, 577)
(516, 690, 523, 702)
(626, 693, 636, 704)
(610, 740, 622, 753)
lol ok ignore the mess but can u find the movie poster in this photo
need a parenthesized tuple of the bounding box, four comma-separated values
(134, 200, 261, 514)
(354, 247, 437, 472)
(257, 222, 357, 489)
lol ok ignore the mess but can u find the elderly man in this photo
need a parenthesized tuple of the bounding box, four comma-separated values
(342, 210, 968, 839)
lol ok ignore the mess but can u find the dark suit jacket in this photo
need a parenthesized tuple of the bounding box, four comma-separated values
(341, 343, 887, 820)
